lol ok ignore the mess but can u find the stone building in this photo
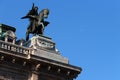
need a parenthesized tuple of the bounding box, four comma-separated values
(0, 23, 81, 80)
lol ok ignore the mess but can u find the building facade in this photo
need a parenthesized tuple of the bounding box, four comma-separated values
(0, 24, 81, 80)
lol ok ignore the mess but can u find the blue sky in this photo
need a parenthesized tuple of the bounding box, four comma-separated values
(0, 0, 120, 80)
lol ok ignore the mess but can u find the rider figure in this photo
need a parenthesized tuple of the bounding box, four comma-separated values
(21, 3, 38, 32)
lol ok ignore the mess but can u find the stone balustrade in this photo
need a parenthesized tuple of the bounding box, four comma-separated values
(0, 40, 32, 55)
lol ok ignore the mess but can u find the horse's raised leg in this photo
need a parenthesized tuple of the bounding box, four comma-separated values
(26, 30, 29, 41)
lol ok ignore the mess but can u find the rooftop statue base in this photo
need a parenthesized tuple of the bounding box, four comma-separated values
(23, 35, 69, 64)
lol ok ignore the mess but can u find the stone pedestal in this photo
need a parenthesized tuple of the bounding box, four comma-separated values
(23, 35, 68, 64)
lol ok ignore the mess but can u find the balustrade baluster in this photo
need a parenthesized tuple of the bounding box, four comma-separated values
(1, 43, 4, 48)
(7, 45, 10, 50)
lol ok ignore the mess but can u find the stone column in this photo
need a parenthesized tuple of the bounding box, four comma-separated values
(30, 72, 38, 80)
(28, 65, 39, 80)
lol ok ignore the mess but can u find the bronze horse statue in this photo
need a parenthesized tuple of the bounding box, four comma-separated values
(21, 4, 49, 41)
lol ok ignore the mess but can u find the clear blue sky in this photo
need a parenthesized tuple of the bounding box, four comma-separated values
(0, 0, 120, 80)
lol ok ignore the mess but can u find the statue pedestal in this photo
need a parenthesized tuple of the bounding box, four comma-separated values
(23, 35, 68, 64)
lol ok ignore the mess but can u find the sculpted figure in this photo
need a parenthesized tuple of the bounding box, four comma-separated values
(21, 3, 49, 41)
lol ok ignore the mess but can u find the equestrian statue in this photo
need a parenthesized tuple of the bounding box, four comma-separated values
(21, 3, 49, 41)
